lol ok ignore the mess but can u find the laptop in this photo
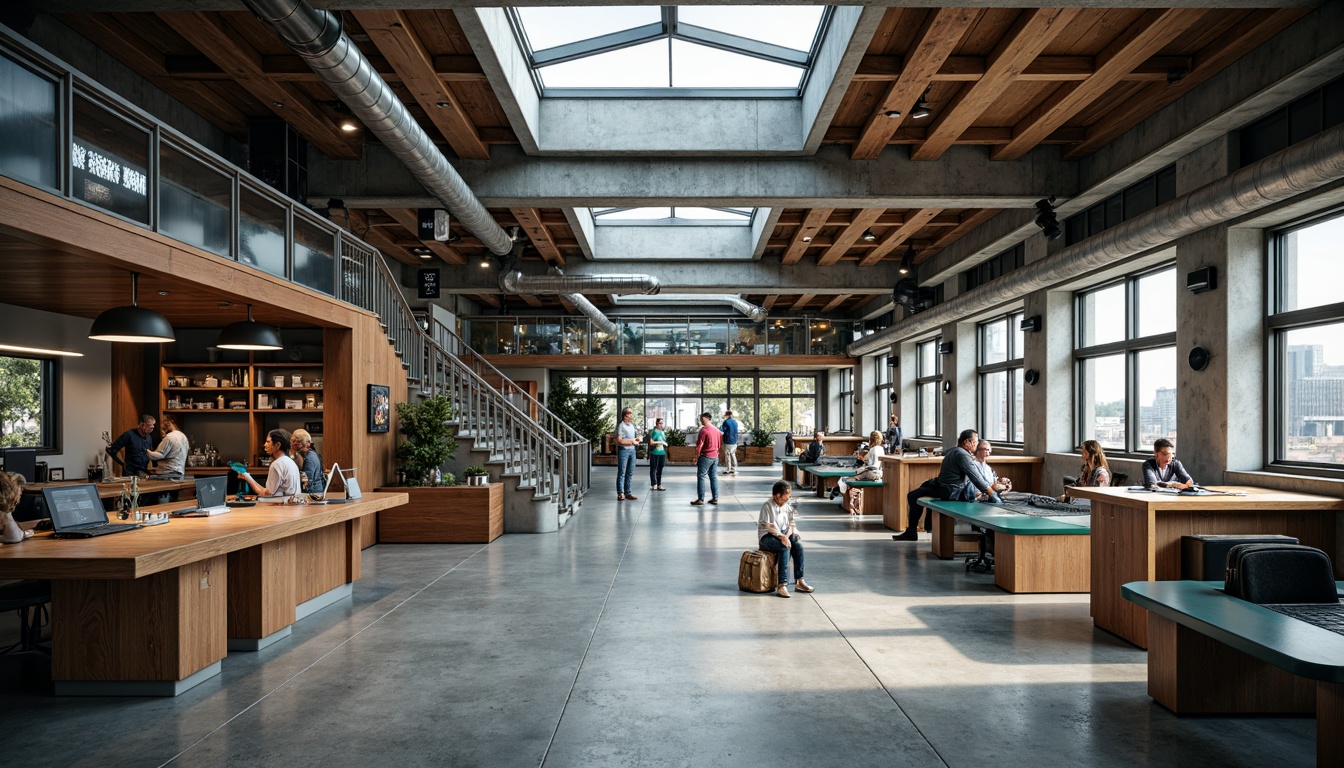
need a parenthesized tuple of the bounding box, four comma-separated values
(317, 466, 361, 504)
(42, 484, 142, 538)
(173, 476, 230, 516)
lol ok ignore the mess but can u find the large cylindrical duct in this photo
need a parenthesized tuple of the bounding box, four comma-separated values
(611, 294, 767, 322)
(849, 122, 1344, 356)
(499, 271, 661, 296)
(242, 0, 513, 255)
(563, 293, 617, 335)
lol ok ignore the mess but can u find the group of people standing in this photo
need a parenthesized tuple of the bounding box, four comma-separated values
(612, 409, 743, 505)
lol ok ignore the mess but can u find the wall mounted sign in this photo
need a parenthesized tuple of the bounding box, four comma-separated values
(418, 268, 441, 299)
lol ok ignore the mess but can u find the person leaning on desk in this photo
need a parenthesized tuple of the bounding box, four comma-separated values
(237, 428, 302, 498)
(1141, 437, 1195, 489)
(107, 413, 155, 478)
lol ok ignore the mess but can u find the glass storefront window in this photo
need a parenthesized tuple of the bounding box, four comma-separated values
(72, 94, 149, 224)
(0, 54, 58, 191)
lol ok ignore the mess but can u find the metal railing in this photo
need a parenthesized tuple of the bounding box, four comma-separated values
(339, 238, 588, 516)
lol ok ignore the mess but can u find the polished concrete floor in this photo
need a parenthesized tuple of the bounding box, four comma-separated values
(0, 465, 1316, 767)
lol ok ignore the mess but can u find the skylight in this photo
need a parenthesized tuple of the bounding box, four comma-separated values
(509, 6, 830, 96)
(592, 207, 755, 226)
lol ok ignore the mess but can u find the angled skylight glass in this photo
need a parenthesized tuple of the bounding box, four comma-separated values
(592, 207, 755, 226)
(508, 6, 832, 97)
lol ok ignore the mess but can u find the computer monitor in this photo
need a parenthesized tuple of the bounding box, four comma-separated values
(3, 448, 37, 483)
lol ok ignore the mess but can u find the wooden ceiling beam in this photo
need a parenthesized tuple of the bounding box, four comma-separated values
(825, 125, 1084, 146)
(557, 296, 578, 314)
(510, 207, 565, 266)
(917, 208, 1001, 263)
(158, 12, 358, 159)
(791, 294, 817, 312)
(520, 294, 544, 308)
(821, 294, 851, 313)
(858, 208, 943, 267)
(340, 209, 422, 266)
(472, 293, 501, 309)
(852, 8, 981, 160)
(781, 208, 833, 265)
(1062, 8, 1309, 160)
(352, 10, 491, 160)
(853, 54, 1197, 84)
(762, 295, 779, 310)
(776, 212, 963, 228)
(817, 208, 886, 266)
(913, 9, 1079, 161)
(991, 8, 1206, 162)
(381, 208, 467, 266)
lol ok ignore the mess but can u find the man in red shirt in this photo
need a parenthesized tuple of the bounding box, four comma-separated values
(690, 411, 721, 506)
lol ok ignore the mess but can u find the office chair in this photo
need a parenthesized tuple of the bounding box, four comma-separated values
(0, 580, 51, 655)
(965, 529, 994, 574)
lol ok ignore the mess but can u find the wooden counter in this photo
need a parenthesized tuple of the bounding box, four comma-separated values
(0, 491, 407, 695)
(1070, 485, 1344, 649)
(21, 478, 197, 501)
(879, 453, 1043, 534)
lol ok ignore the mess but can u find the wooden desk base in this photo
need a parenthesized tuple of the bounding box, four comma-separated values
(996, 533, 1090, 593)
(930, 512, 986, 558)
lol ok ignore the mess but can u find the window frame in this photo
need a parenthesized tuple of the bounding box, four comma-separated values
(977, 312, 1024, 445)
(0, 352, 61, 454)
(1073, 264, 1179, 455)
(837, 367, 853, 433)
(915, 337, 942, 439)
(874, 354, 893, 429)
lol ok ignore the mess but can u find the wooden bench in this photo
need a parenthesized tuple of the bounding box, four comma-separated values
(1122, 580, 1344, 767)
(801, 465, 857, 498)
(779, 457, 810, 484)
(919, 499, 1090, 593)
(841, 479, 884, 516)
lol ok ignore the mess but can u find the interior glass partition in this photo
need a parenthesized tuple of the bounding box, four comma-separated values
(72, 93, 150, 225)
(0, 54, 58, 190)
(239, 184, 286, 279)
(159, 142, 231, 259)
(292, 215, 335, 295)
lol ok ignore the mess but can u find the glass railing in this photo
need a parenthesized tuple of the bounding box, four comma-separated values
(466, 316, 856, 356)
(0, 32, 346, 298)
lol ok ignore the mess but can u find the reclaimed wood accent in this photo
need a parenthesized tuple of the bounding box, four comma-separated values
(853, 8, 981, 159)
(51, 554, 227, 682)
(990, 8, 1206, 161)
(1147, 613, 1316, 715)
(996, 532, 1090, 593)
(858, 208, 942, 266)
(781, 208, 833, 265)
(227, 536, 296, 641)
(1072, 485, 1344, 649)
(818, 208, 885, 266)
(354, 9, 491, 160)
(376, 484, 504, 543)
(913, 9, 1079, 161)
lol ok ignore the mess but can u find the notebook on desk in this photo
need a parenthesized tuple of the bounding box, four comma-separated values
(173, 476, 230, 516)
(42, 484, 142, 538)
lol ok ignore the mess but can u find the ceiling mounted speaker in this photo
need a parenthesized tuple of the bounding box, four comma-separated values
(1188, 346, 1213, 371)
(88, 273, 175, 343)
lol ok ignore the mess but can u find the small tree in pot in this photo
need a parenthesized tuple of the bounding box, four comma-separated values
(395, 395, 457, 486)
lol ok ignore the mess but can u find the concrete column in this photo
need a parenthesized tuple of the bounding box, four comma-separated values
(1023, 288, 1075, 490)
(898, 339, 917, 436)
(940, 321, 977, 443)
(1176, 135, 1234, 194)
(1174, 224, 1265, 480)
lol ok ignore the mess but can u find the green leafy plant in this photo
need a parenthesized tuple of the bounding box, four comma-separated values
(570, 395, 612, 449)
(464, 465, 488, 476)
(748, 427, 774, 448)
(394, 395, 457, 486)
(545, 375, 580, 438)
(665, 428, 689, 447)
(440, 472, 456, 487)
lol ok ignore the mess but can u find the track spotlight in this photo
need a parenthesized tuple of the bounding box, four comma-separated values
(899, 245, 914, 275)
(862, 229, 877, 242)
(801, 235, 812, 243)
(1034, 196, 1063, 241)
(909, 92, 931, 120)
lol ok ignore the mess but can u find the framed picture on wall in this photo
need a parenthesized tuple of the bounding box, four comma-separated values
(368, 384, 390, 433)
(49, 468, 64, 482)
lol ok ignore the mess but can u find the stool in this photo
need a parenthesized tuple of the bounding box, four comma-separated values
(0, 580, 51, 655)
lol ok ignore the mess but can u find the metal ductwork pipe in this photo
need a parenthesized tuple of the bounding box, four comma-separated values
(849, 123, 1344, 356)
(612, 294, 767, 323)
(498, 271, 661, 296)
(242, 0, 513, 256)
(563, 293, 618, 336)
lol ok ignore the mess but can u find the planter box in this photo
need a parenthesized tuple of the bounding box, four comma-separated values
(374, 484, 503, 543)
(666, 446, 698, 465)
(739, 446, 774, 465)
(593, 454, 616, 466)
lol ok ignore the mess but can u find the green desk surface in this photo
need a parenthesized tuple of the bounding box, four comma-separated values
(780, 457, 805, 464)
(847, 479, 884, 487)
(805, 466, 859, 478)
(1122, 580, 1344, 683)
(920, 499, 1091, 535)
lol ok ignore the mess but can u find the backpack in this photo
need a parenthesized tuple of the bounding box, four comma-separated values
(738, 550, 779, 593)
(1224, 543, 1337, 604)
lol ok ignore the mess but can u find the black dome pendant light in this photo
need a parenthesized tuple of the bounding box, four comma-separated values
(217, 304, 283, 351)
(88, 272, 175, 343)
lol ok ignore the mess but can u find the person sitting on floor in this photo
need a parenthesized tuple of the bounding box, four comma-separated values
(1142, 438, 1194, 490)
(1062, 440, 1111, 501)
(758, 480, 814, 598)
(893, 429, 995, 541)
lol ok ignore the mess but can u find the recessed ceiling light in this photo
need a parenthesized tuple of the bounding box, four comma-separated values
(271, 101, 284, 108)
(435, 102, 450, 108)
(158, 290, 170, 296)
(884, 110, 901, 119)
(802, 236, 812, 243)
(340, 120, 358, 132)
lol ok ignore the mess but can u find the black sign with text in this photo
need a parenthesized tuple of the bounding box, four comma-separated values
(418, 269, 441, 299)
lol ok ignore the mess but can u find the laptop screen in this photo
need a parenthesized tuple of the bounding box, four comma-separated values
(195, 476, 227, 508)
(42, 484, 109, 530)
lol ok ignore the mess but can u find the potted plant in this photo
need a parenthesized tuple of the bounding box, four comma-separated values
(464, 466, 489, 486)
(394, 394, 457, 486)
(666, 427, 698, 465)
(741, 427, 776, 465)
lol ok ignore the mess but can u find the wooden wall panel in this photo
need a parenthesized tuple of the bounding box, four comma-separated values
(110, 344, 145, 439)
(227, 538, 296, 639)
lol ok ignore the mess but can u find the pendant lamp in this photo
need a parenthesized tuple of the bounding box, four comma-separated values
(217, 304, 283, 351)
(88, 272, 175, 343)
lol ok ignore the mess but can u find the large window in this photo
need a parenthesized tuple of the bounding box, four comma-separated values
(1075, 266, 1177, 452)
(874, 354, 893, 429)
(1270, 209, 1344, 469)
(837, 368, 853, 433)
(565, 373, 814, 437)
(978, 312, 1024, 444)
(915, 338, 941, 438)
(0, 353, 58, 451)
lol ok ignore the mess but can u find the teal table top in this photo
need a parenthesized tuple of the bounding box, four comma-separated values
(805, 466, 859, 478)
(920, 498, 1091, 535)
(1122, 580, 1344, 683)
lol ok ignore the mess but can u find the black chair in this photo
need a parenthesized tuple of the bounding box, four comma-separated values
(0, 580, 51, 655)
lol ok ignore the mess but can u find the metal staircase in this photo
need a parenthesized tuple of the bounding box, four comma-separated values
(338, 236, 590, 531)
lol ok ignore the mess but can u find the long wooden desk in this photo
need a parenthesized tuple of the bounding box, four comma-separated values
(921, 499, 1090, 593)
(780, 457, 811, 484)
(792, 435, 866, 455)
(22, 478, 198, 501)
(1070, 485, 1344, 649)
(1122, 580, 1344, 767)
(0, 492, 406, 696)
(879, 454, 1044, 534)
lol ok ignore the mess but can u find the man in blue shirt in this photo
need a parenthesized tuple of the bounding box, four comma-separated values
(107, 413, 156, 478)
(720, 410, 741, 475)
